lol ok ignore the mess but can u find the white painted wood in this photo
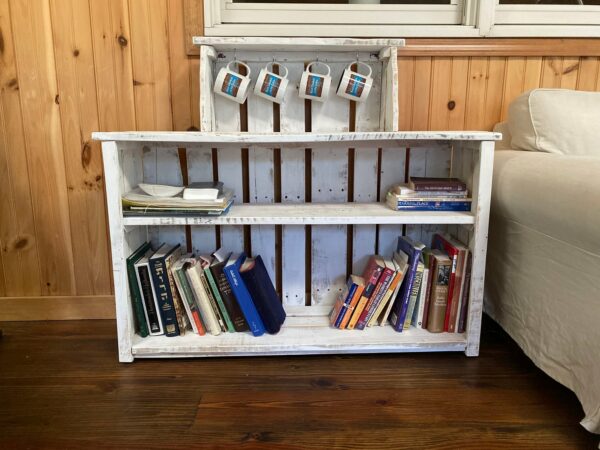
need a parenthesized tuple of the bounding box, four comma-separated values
(382, 47, 399, 132)
(464, 141, 494, 357)
(93, 131, 502, 145)
(131, 315, 467, 358)
(122, 203, 476, 226)
(214, 59, 244, 253)
(280, 62, 307, 306)
(246, 63, 277, 285)
(377, 147, 406, 258)
(187, 147, 217, 255)
(102, 141, 134, 362)
(311, 61, 350, 307)
(199, 46, 216, 132)
(352, 60, 381, 276)
(211, 50, 375, 65)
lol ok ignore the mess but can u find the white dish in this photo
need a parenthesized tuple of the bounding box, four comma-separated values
(138, 183, 184, 198)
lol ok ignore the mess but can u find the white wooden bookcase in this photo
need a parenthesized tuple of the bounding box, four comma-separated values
(93, 38, 499, 362)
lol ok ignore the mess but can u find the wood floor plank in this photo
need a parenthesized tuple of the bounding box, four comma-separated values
(0, 317, 595, 449)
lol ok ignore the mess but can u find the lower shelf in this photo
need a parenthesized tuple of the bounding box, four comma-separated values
(131, 315, 467, 358)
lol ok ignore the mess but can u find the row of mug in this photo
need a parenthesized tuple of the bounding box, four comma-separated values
(214, 60, 374, 105)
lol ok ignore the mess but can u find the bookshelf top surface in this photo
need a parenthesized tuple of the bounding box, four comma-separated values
(92, 131, 502, 145)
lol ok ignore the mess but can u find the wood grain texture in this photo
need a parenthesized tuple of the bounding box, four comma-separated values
(0, 317, 596, 448)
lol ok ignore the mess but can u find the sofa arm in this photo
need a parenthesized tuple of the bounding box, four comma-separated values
(492, 151, 600, 254)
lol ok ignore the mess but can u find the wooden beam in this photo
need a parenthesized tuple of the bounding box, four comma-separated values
(0, 296, 115, 321)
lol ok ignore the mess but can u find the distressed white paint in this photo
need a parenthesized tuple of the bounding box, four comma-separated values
(187, 147, 217, 255)
(200, 46, 217, 132)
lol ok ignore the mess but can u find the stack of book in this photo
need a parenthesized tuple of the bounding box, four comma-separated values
(126, 243, 285, 338)
(122, 181, 233, 216)
(329, 233, 472, 334)
(386, 177, 471, 212)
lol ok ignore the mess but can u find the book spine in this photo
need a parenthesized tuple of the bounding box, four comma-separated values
(413, 267, 429, 329)
(166, 256, 187, 335)
(404, 266, 424, 330)
(334, 284, 358, 328)
(200, 271, 226, 332)
(447, 251, 465, 333)
(421, 256, 436, 329)
(427, 261, 451, 333)
(390, 250, 423, 332)
(358, 269, 394, 329)
(205, 268, 235, 332)
(174, 268, 206, 336)
(128, 262, 149, 337)
(136, 265, 162, 335)
(241, 262, 285, 335)
(457, 254, 472, 333)
(340, 286, 364, 329)
(211, 264, 249, 332)
(150, 258, 180, 337)
(432, 235, 459, 332)
(392, 201, 471, 211)
(410, 183, 466, 191)
(224, 263, 265, 337)
(347, 295, 369, 330)
(186, 266, 221, 336)
(379, 275, 404, 326)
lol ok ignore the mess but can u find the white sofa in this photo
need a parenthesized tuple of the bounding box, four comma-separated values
(485, 88, 600, 434)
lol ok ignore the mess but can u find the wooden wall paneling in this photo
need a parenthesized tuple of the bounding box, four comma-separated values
(89, 0, 136, 132)
(500, 57, 526, 121)
(280, 62, 306, 306)
(190, 57, 201, 129)
(447, 57, 468, 131)
(214, 60, 244, 253)
(397, 57, 415, 131)
(0, 0, 42, 296)
(50, 0, 112, 295)
(9, 0, 76, 296)
(351, 60, 381, 276)
(183, 0, 203, 56)
(522, 57, 543, 92)
(465, 57, 488, 131)
(311, 61, 349, 306)
(410, 57, 432, 130)
(483, 57, 506, 131)
(540, 57, 563, 88)
(560, 57, 580, 90)
(246, 62, 277, 284)
(576, 57, 600, 91)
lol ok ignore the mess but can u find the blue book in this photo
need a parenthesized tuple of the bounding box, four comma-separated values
(393, 200, 471, 211)
(389, 236, 426, 332)
(240, 255, 286, 334)
(333, 279, 360, 328)
(224, 253, 266, 337)
(149, 243, 182, 337)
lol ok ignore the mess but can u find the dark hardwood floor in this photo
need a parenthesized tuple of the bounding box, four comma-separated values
(0, 316, 596, 449)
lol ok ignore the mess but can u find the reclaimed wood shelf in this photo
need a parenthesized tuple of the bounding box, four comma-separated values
(94, 38, 497, 362)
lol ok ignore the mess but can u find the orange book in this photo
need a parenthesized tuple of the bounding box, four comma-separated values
(340, 280, 365, 329)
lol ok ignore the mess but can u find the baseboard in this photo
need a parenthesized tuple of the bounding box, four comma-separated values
(0, 295, 116, 321)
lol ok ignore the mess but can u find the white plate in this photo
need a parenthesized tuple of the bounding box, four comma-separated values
(138, 183, 184, 198)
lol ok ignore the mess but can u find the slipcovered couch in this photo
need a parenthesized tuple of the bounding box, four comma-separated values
(485, 88, 600, 434)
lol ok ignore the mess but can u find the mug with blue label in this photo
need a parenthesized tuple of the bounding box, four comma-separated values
(214, 61, 252, 104)
(336, 61, 373, 102)
(253, 62, 289, 104)
(299, 61, 332, 103)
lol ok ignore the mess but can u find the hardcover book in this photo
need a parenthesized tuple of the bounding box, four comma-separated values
(427, 252, 452, 333)
(421, 249, 439, 329)
(127, 242, 152, 337)
(240, 255, 286, 335)
(198, 255, 228, 332)
(185, 258, 222, 336)
(204, 257, 235, 333)
(149, 243, 184, 337)
(210, 248, 249, 332)
(404, 259, 425, 330)
(134, 248, 164, 336)
(408, 177, 467, 192)
(457, 252, 472, 333)
(224, 253, 266, 337)
(172, 256, 206, 336)
(412, 251, 431, 329)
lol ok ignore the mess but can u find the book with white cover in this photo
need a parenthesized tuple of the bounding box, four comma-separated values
(185, 259, 222, 336)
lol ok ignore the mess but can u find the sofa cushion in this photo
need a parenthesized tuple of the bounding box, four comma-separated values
(507, 88, 600, 156)
(492, 122, 512, 150)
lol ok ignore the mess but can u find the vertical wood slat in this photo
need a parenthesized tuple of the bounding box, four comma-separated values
(50, 0, 112, 295)
(0, 0, 42, 296)
(465, 57, 488, 131)
(483, 57, 506, 131)
(9, 0, 76, 295)
(311, 62, 350, 306)
(576, 57, 600, 91)
(280, 62, 306, 306)
(447, 57, 469, 131)
(501, 57, 526, 121)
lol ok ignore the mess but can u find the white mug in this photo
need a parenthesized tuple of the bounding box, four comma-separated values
(298, 62, 332, 102)
(253, 62, 289, 104)
(214, 61, 252, 104)
(336, 61, 373, 102)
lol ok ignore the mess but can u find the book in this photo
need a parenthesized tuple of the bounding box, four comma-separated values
(457, 252, 472, 333)
(378, 251, 409, 326)
(224, 253, 266, 337)
(185, 258, 222, 336)
(172, 256, 206, 336)
(367, 260, 404, 328)
(411, 256, 430, 329)
(204, 257, 235, 333)
(210, 248, 249, 332)
(329, 275, 364, 329)
(134, 249, 163, 336)
(339, 276, 365, 329)
(390, 183, 468, 198)
(357, 259, 395, 330)
(432, 234, 468, 332)
(239, 255, 286, 335)
(183, 181, 224, 201)
(198, 255, 231, 332)
(126, 242, 152, 337)
(389, 236, 426, 332)
(346, 256, 386, 330)
(421, 249, 439, 329)
(403, 259, 424, 330)
(386, 194, 472, 212)
(408, 177, 467, 192)
(149, 243, 184, 337)
(165, 250, 190, 335)
(427, 252, 452, 333)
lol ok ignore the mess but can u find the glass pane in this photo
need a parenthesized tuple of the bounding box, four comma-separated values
(232, 1, 453, 4)
(499, 0, 600, 4)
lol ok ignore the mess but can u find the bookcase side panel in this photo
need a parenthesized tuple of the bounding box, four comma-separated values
(199, 46, 217, 132)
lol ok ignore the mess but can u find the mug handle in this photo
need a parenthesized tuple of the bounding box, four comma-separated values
(227, 60, 251, 77)
(348, 61, 373, 79)
(306, 61, 331, 77)
(266, 62, 289, 79)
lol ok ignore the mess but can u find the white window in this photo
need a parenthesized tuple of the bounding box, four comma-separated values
(203, 0, 600, 37)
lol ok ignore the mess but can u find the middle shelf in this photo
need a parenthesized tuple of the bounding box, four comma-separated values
(122, 202, 476, 226)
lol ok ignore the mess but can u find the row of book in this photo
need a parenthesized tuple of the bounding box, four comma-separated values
(330, 233, 471, 333)
(386, 177, 471, 212)
(126, 243, 285, 338)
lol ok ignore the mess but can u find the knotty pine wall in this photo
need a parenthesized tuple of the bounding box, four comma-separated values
(1, 0, 600, 319)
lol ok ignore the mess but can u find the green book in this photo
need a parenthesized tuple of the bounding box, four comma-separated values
(204, 266, 235, 333)
(126, 242, 152, 337)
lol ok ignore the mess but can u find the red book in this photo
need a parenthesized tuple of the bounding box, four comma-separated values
(355, 262, 395, 330)
(347, 256, 385, 328)
(431, 234, 461, 332)
(421, 249, 439, 329)
(409, 177, 467, 192)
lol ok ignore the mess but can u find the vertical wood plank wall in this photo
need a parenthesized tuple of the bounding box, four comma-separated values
(1, 0, 600, 319)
